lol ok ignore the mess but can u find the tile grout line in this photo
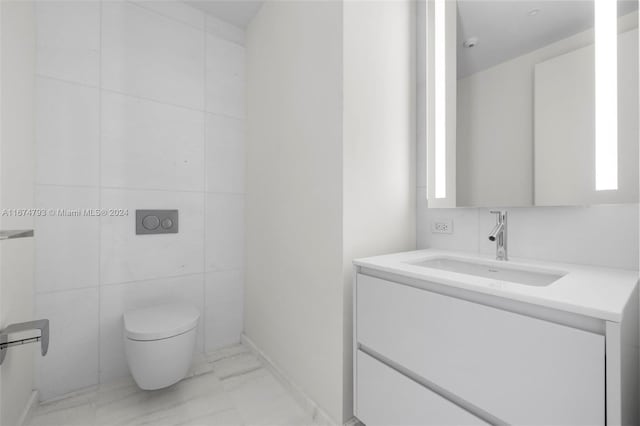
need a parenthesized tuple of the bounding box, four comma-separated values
(97, 0, 104, 388)
(127, 0, 245, 48)
(202, 9, 208, 356)
(125, 0, 205, 33)
(34, 268, 245, 297)
(35, 73, 246, 122)
(32, 2, 40, 397)
(34, 183, 245, 196)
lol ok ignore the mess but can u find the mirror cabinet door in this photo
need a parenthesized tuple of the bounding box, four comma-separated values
(426, 0, 638, 208)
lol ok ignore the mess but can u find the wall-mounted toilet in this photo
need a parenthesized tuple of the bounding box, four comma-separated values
(124, 303, 200, 390)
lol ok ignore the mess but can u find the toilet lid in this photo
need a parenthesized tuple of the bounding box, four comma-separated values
(124, 303, 200, 341)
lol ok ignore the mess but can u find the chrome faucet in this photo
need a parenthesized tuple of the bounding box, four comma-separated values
(488, 210, 508, 261)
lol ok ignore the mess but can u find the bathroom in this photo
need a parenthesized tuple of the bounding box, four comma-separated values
(0, 0, 637, 425)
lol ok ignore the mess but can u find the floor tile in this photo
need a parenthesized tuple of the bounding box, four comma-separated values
(94, 373, 231, 426)
(206, 344, 249, 363)
(188, 352, 215, 378)
(29, 392, 97, 426)
(28, 345, 316, 426)
(212, 352, 262, 380)
(176, 408, 245, 426)
(222, 369, 314, 426)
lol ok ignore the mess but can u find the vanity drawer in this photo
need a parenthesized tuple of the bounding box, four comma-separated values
(356, 273, 605, 425)
(356, 350, 488, 426)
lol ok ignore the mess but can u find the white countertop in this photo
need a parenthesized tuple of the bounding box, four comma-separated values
(354, 249, 639, 322)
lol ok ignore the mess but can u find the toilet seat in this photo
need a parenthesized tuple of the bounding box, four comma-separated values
(124, 303, 199, 341)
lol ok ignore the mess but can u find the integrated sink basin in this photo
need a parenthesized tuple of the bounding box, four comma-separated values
(407, 257, 565, 286)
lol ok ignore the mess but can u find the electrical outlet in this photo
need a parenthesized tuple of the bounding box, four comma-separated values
(431, 219, 453, 234)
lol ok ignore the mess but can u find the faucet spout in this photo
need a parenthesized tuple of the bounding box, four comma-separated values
(488, 210, 508, 261)
(488, 222, 503, 242)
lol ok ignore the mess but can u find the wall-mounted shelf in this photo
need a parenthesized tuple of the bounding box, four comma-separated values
(0, 230, 34, 240)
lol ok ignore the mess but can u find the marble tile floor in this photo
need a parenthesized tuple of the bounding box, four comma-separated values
(28, 344, 319, 426)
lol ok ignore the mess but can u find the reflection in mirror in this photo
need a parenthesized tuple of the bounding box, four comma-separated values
(447, 0, 638, 208)
(535, 0, 638, 205)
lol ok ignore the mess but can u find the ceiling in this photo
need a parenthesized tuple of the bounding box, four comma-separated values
(185, 0, 264, 28)
(457, 0, 638, 78)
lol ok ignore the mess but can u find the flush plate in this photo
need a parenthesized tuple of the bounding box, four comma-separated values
(136, 210, 178, 235)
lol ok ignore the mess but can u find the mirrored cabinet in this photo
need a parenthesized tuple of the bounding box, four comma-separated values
(425, 0, 639, 208)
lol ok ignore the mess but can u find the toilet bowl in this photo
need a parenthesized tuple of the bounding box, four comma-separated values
(124, 303, 200, 390)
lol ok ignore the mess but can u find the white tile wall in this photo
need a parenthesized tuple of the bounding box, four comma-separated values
(35, 288, 100, 401)
(132, 0, 205, 30)
(36, 1, 100, 86)
(101, 1, 205, 110)
(100, 189, 205, 284)
(206, 194, 245, 271)
(34, 1, 245, 400)
(35, 77, 100, 187)
(205, 270, 244, 351)
(205, 14, 245, 45)
(101, 91, 205, 192)
(35, 186, 100, 293)
(206, 114, 245, 193)
(206, 35, 245, 118)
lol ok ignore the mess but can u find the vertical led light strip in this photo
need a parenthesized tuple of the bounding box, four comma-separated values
(595, 0, 618, 191)
(434, 0, 447, 198)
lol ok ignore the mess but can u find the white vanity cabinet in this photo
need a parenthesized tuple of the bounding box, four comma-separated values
(353, 251, 639, 426)
(356, 350, 489, 426)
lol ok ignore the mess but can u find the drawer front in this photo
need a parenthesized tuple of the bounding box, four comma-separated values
(356, 273, 605, 426)
(356, 350, 488, 426)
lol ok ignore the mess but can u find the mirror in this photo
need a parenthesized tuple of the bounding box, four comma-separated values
(427, 0, 639, 207)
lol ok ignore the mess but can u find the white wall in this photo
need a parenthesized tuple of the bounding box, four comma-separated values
(33, 1, 246, 401)
(246, 1, 416, 423)
(0, 1, 37, 424)
(245, 1, 345, 422)
(418, 199, 639, 271)
(342, 0, 416, 420)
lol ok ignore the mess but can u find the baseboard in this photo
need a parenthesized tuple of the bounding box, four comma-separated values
(344, 416, 363, 426)
(17, 390, 38, 426)
(241, 334, 340, 426)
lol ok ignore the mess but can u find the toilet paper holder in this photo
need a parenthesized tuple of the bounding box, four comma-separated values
(0, 319, 49, 365)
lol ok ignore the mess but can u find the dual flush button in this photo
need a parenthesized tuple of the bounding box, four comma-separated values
(142, 215, 172, 230)
(136, 210, 178, 235)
